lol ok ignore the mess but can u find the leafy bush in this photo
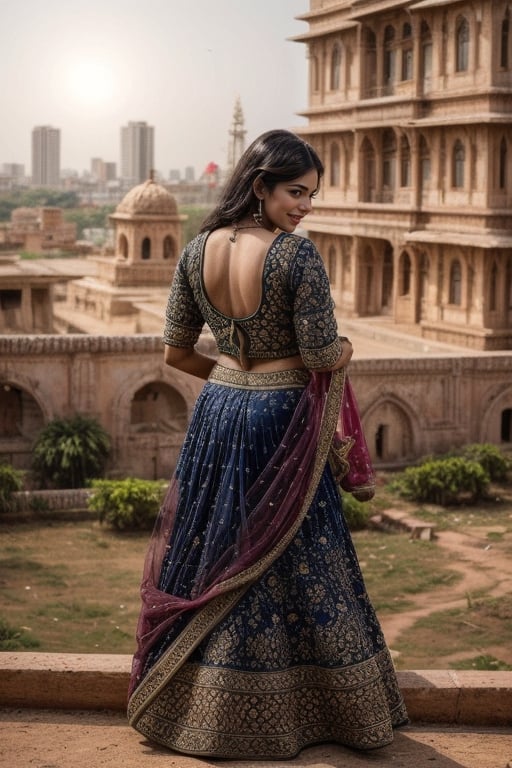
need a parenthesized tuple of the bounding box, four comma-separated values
(0, 464, 24, 514)
(88, 478, 167, 531)
(341, 491, 373, 530)
(32, 415, 110, 489)
(460, 443, 510, 482)
(392, 457, 489, 506)
(0, 618, 40, 650)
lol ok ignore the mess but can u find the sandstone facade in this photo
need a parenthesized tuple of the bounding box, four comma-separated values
(1, 333, 511, 476)
(293, 0, 512, 350)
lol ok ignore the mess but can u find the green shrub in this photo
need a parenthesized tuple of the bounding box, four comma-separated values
(393, 457, 489, 506)
(460, 443, 510, 482)
(32, 415, 110, 489)
(0, 618, 40, 650)
(0, 464, 24, 514)
(88, 478, 167, 531)
(341, 491, 373, 530)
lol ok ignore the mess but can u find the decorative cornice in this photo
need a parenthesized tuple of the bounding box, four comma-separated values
(0, 334, 163, 355)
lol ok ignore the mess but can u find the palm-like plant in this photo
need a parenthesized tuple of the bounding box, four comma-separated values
(32, 415, 111, 489)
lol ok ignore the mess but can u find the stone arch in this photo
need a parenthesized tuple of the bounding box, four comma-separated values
(361, 244, 376, 314)
(330, 141, 341, 186)
(452, 138, 466, 188)
(449, 258, 462, 305)
(419, 133, 431, 191)
(401, 20, 413, 81)
(118, 233, 129, 259)
(310, 51, 320, 92)
(163, 235, 176, 261)
(330, 42, 342, 90)
(141, 236, 151, 260)
(400, 134, 411, 187)
(362, 26, 377, 97)
(363, 393, 420, 465)
(381, 242, 394, 312)
(420, 19, 433, 89)
(501, 7, 510, 68)
(399, 250, 412, 295)
(113, 365, 198, 479)
(480, 383, 512, 445)
(499, 135, 507, 190)
(382, 128, 397, 199)
(130, 381, 187, 434)
(0, 380, 45, 438)
(360, 136, 376, 201)
(383, 24, 397, 93)
(455, 15, 470, 72)
(0, 376, 47, 469)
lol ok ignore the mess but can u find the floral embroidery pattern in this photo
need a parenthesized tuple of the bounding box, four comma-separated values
(163, 232, 342, 369)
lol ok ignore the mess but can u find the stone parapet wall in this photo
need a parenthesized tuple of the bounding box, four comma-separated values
(1, 334, 511, 474)
(1, 653, 511, 726)
(13, 488, 93, 512)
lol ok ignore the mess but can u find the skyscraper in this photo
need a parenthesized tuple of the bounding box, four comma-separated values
(120, 121, 154, 185)
(31, 126, 60, 187)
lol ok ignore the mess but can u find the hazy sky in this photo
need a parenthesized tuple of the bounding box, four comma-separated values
(0, 0, 310, 177)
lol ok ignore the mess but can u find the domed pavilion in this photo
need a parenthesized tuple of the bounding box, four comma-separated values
(53, 176, 186, 334)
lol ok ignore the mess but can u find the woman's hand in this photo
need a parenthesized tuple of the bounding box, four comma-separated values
(332, 337, 353, 370)
(313, 337, 353, 372)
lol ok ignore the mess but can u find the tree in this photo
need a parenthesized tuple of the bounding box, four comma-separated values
(32, 415, 111, 489)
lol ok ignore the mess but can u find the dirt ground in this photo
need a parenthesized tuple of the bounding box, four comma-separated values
(0, 709, 511, 768)
(377, 515, 512, 665)
(2, 507, 512, 767)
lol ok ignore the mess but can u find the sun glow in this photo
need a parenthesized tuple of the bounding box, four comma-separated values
(66, 57, 116, 108)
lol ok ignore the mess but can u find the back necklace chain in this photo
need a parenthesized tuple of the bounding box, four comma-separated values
(229, 223, 262, 243)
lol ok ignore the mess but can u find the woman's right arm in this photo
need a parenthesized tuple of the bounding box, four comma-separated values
(164, 344, 216, 380)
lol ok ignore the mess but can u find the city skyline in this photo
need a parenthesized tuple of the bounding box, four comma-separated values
(0, 0, 309, 177)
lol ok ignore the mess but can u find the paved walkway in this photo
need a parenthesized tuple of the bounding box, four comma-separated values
(1, 708, 511, 768)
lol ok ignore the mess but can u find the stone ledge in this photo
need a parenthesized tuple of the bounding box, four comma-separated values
(1, 653, 511, 727)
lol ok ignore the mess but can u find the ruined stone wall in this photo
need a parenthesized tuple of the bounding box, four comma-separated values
(1, 334, 511, 477)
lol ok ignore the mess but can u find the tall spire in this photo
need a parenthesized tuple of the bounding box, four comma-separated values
(228, 97, 246, 171)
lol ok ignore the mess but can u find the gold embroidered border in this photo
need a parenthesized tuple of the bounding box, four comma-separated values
(208, 364, 310, 390)
(128, 369, 346, 727)
(132, 650, 408, 758)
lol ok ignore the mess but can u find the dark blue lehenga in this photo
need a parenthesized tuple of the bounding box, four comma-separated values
(128, 366, 408, 758)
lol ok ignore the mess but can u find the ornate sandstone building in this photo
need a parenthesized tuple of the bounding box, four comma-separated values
(293, 0, 512, 350)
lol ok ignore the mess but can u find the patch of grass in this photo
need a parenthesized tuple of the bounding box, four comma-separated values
(0, 618, 40, 650)
(451, 654, 512, 671)
(353, 531, 462, 612)
(393, 595, 512, 669)
(33, 602, 112, 621)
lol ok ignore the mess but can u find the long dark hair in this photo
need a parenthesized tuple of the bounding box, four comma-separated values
(200, 129, 324, 232)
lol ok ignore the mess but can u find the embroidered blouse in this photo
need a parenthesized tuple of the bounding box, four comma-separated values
(163, 231, 342, 370)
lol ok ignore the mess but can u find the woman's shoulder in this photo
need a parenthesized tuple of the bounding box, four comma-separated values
(274, 233, 321, 270)
(276, 232, 318, 253)
(179, 231, 209, 266)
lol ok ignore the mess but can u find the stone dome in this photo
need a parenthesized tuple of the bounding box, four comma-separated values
(115, 178, 178, 216)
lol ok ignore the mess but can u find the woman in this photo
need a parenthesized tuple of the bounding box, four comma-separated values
(127, 129, 408, 758)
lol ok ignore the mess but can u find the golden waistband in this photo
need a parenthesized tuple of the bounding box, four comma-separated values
(209, 364, 310, 390)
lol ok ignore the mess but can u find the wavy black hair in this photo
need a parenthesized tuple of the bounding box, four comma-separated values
(200, 129, 324, 232)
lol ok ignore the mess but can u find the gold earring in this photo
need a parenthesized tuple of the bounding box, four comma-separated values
(253, 198, 264, 227)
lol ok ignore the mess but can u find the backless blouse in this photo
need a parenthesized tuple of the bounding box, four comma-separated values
(163, 230, 342, 370)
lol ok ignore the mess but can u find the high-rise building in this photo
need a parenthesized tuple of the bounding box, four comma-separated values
(31, 126, 60, 188)
(120, 121, 154, 185)
(91, 158, 117, 183)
